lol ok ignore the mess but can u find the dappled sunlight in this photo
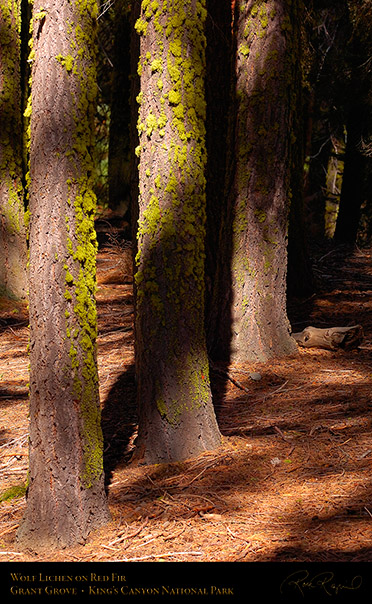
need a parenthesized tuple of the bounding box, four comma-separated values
(1, 236, 372, 561)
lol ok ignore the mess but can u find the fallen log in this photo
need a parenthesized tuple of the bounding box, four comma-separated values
(292, 325, 364, 350)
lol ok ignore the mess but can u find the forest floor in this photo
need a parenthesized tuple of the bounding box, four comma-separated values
(1, 219, 372, 563)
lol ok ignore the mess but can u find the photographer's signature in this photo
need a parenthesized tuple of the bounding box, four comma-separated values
(280, 569, 362, 598)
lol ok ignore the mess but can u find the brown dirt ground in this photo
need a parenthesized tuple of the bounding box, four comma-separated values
(1, 229, 372, 563)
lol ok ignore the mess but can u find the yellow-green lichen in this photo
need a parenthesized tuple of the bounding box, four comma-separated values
(168, 89, 181, 105)
(135, 17, 148, 36)
(254, 209, 266, 223)
(145, 112, 158, 137)
(0, 484, 27, 503)
(156, 395, 168, 419)
(134, 0, 210, 417)
(150, 58, 162, 72)
(239, 44, 250, 57)
(58, 0, 103, 489)
(0, 0, 28, 296)
(56, 53, 75, 72)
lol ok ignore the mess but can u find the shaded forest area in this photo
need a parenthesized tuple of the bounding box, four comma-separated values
(2, 231, 372, 563)
(1, 0, 372, 563)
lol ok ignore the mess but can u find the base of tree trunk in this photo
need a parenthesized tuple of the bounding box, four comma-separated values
(292, 325, 364, 350)
(16, 479, 111, 551)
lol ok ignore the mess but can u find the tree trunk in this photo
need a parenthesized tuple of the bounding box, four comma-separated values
(0, 0, 28, 299)
(129, 0, 141, 324)
(17, 0, 110, 550)
(287, 26, 314, 299)
(204, 0, 233, 328)
(211, 0, 299, 363)
(334, 103, 368, 244)
(133, 0, 221, 464)
(108, 2, 131, 214)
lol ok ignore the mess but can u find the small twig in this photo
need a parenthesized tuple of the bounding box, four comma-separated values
(174, 493, 217, 508)
(0, 501, 25, 520)
(114, 551, 203, 562)
(6, 326, 21, 338)
(364, 507, 372, 519)
(1, 466, 28, 474)
(317, 248, 340, 263)
(226, 526, 250, 544)
(108, 517, 148, 547)
(274, 426, 292, 443)
(228, 368, 255, 375)
(235, 543, 252, 561)
(1, 452, 28, 458)
(264, 380, 289, 400)
(309, 136, 331, 160)
(0, 523, 19, 538)
(163, 525, 186, 542)
(0, 457, 20, 470)
(209, 362, 251, 393)
(358, 450, 372, 459)
(145, 473, 157, 486)
(262, 470, 276, 481)
(97, 0, 115, 20)
(0, 435, 28, 450)
(186, 467, 208, 487)
(101, 544, 119, 552)
(137, 537, 157, 548)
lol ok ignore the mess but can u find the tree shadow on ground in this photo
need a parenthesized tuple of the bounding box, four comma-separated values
(101, 364, 137, 489)
(0, 317, 28, 335)
(105, 362, 372, 561)
(270, 545, 372, 561)
(0, 390, 28, 409)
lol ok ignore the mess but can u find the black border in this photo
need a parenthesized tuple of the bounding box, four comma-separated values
(1, 561, 370, 603)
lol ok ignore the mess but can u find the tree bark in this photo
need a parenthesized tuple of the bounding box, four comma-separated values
(17, 0, 110, 550)
(133, 0, 221, 464)
(287, 27, 314, 299)
(0, 0, 28, 299)
(334, 102, 368, 244)
(108, 2, 131, 214)
(204, 0, 233, 327)
(211, 0, 299, 363)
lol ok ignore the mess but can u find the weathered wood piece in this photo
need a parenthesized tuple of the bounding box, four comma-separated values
(292, 325, 364, 350)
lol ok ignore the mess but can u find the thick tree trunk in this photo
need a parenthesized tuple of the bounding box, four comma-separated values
(133, 0, 221, 464)
(211, 0, 298, 363)
(17, 0, 110, 550)
(0, 0, 28, 299)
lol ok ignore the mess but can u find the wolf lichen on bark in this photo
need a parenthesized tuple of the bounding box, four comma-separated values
(17, 0, 110, 550)
(211, 0, 299, 363)
(0, 0, 28, 299)
(134, 0, 221, 464)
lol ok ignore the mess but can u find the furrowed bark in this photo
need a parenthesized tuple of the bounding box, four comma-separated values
(0, 0, 28, 300)
(211, 0, 299, 363)
(17, 0, 110, 550)
(133, 0, 221, 464)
